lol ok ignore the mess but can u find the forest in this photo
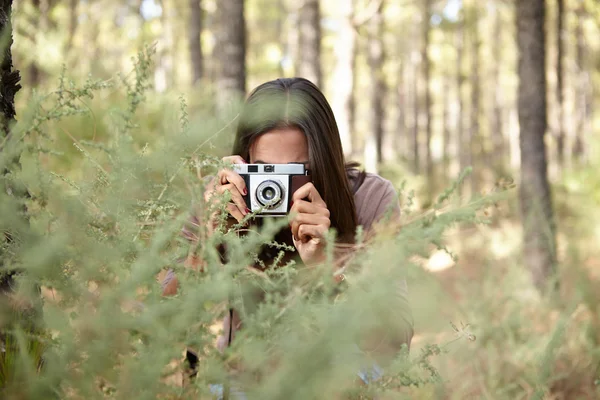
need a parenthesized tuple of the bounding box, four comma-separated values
(0, 0, 599, 399)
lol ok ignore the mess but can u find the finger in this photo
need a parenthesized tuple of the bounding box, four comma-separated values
(218, 169, 247, 196)
(217, 183, 248, 216)
(226, 203, 245, 222)
(297, 223, 328, 243)
(290, 199, 330, 218)
(222, 155, 247, 165)
(292, 182, 326, 207)
(290, 213, 330, 240)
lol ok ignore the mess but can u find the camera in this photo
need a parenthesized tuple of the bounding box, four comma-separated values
(233, 163, 311, 216)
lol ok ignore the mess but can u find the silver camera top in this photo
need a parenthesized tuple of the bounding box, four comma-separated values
(232, 163, 307, 175)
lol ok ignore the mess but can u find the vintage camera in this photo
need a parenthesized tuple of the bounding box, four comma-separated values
(233, 163, 311, 216)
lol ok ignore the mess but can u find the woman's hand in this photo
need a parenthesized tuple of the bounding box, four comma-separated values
(205, 155, 250, 223)
(289, 183, 331, 266)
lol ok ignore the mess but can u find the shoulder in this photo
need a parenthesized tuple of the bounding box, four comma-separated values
(350, 172, 399, 230)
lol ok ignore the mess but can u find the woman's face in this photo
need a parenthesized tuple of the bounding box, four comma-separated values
(249, 127, 309, 167)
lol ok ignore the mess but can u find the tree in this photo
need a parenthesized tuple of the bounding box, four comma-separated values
(456, 7, 466, 180)
(297, 0, 321, 87)
(516, 0, 557, 293)
(0, 0, 19, 130)
(573, 1, 589, 163)
(215, 0, 246, 107)
(0, 0, 22, 291)
(188, 0, 203, 85)
(467, 0, 481, 194)
(555, 0, 566, 167)
(421, 0, 433, 195)
(491, 0, 506, 173)
(365, 0, 385, 171)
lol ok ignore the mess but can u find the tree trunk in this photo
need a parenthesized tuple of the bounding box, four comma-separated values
(442, 69, 450, 178)
(29, 0, 49, 87)
(572, 2, 587, 163)
(408, 13, 421, 175)
(0, 0, 23, 292)
(397, 59, 407, 161)
(188, 0, 203, 85)
(468, 1, 481, 194)
(366, 0, 385, 167)
(456, 10, 466, 179)
(517, 0, 557, 293)
(66, 0, 77, 54)
(331, 0, 355, 155)
(297, 0, 321, 87)
(215, 0, 246, 108)
(555, 0, 566, 167)
(422, 0, 433, 195)
(491, 1, 505, 173)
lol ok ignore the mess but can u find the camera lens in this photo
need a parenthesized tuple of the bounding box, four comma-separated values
(256, 180, 283, 208)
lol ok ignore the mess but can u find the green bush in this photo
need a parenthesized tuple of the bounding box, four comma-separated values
(0, 47, 515, 399)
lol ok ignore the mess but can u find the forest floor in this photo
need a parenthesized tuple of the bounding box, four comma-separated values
(402, 183, 600, 399)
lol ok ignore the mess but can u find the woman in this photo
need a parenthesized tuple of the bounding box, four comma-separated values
(162, 77, 413, 386)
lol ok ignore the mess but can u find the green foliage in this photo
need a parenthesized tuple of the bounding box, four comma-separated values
(0, 48, 536, 400)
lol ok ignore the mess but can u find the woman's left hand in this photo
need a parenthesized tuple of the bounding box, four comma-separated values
(289, 183, 331, 266)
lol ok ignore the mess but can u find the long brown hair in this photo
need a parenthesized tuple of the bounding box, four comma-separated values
(232, 78, 358, 242)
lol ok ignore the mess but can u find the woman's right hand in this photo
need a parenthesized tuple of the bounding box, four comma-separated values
(204, 155, 250, 223)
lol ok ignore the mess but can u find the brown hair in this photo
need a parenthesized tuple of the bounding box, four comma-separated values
(232, 78, 359, 242)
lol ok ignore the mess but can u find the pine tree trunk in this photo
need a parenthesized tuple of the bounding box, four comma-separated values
(215, 0, 246, 107)
(331, 0, 355, 155)
(0, 0, 23, 292)
(555, 0, 565, 167)
(572, 2, 587, 163)
(366, 1, 385, 166)
(442, 70, 450, 178)
(188, 0, 203, 85)
(517, 0, 557, 293)
(397, 60, 407, 160)
(29, 0, 46, 87)
(456, 11, 466, 179)
(491, 1, 505, 173)
(422, 0, 433, 195)
(468, 2, 481, 193)
(297, 0, 321, 87)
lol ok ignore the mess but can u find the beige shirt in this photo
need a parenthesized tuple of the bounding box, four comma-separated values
(350, 171, 401, 231)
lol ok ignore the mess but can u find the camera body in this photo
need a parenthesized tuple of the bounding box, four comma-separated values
(233, 163, 311, 216)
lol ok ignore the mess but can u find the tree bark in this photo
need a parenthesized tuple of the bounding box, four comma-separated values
(468, 1, 481, 193)
(215, 0, 246, 108)
(331, 0, 355, 155)
(29, 0, 48, 87)
(422, 0, 433, 194)
(397, 59, 407, 161)
(456, 10, 466, 179)
(366, 0, 385, 167)
(555, 0, 566, 167)
(572, 2, 587, 163)
(0, 0, 23, 292)
(297, 0, 321, 87)
(442, 68, 450, 178)
(188, 0, 203, 85)
(491, 1, 505, 173)
(517, 0, 557, 293)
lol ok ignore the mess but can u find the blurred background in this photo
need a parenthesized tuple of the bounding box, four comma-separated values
(9, 0, 600, 397)
(12, 0, 599, 183)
